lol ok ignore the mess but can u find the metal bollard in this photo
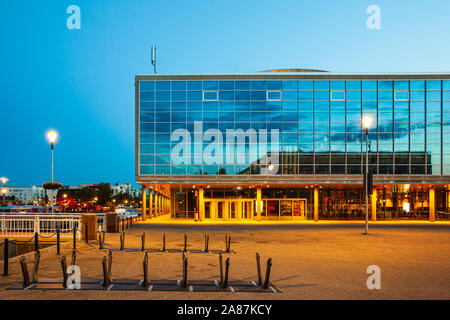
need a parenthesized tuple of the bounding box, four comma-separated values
(130, 217, 133, 228)
(56, 228, 60, 255)
(262, 258, 272, 289)
(204, 234, 209, 253)
(120, 232, 125, 250)
(181, 254, 188, 289)
(142, 251, 149, 288)
(71, 250, 77, 266)
(219, 253, 223, 285)
(126, 218, 128, 230)
(73, 226, 77, 252)
(183, 233, 187, 252)
(32, 252, 40, 284)
(102, 256, 110, 289)
(3, 238, 9, 276)
(224, 235, 231, 253)
(99, 232, 104, 250)
(61, 256, 68, 289)
(141, 233, 146, 251)
(34, 232, 39, 253)
(20, 256, 31, 289)
(161, 233, 166, 252)
(256, 253, 262, 286)
(107, 250, 113, 284)
(222, 258, 230, 289)
(85, 223, 89, 243)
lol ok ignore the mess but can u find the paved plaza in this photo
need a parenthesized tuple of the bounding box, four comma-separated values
(0, 220, 449, 300)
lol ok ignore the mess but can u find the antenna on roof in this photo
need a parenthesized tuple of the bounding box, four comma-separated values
(151, 46, 157, 74)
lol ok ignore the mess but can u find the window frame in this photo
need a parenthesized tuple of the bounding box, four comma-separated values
(202, 90, 218, 101)
(330, 90, 346, 101)
(394, 90, 409, 101)
(266, 90, 282, 101)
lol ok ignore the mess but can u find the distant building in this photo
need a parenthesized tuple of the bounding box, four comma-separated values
(6, 186, 50, 205)
(111, 183, 141, 198)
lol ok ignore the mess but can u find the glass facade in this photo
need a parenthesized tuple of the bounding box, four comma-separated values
(138, 78, 450, 176)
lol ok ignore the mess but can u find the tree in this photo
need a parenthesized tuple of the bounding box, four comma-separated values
(97, 183, 113, 206)
(78, 186, 97, 203)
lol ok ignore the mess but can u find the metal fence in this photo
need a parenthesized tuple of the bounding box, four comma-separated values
(0, 213, 108, 239)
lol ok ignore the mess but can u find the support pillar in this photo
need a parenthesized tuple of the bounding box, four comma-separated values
(237, 201, 242, 220)
(371, 190, 377, 221)
(429, 187, 435, 222)
(256, 187, 262, 221)
(155, 193, 158, 216)
(142, 187, 147, 221)
(210, 201, 216, 220)
(149, 190, 153, 218)
(199, 187, 205, 221)
(314, 187, 319, 222)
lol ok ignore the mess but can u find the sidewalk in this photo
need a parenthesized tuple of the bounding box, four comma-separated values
(140, 214, 450, 226)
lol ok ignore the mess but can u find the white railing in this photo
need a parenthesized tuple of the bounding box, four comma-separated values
(0, 213, 111, 239)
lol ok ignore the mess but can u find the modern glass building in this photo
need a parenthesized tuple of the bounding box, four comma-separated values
(135, 70, 450, 221)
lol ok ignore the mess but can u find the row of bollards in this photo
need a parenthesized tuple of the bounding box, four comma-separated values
(120, 217, 134, 232)
(19, 252, 40, 289)
(112, 232, 231, 253)
(255, 253, 272, 289)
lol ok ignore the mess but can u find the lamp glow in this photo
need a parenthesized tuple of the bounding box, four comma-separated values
(46, 130, 58, 143)
(362, 116, 373, 129)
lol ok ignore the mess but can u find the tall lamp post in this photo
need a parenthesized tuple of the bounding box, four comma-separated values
(46, 130, 58, 213)
(1, 177, 8, 205)
(362, 116, 373, 235)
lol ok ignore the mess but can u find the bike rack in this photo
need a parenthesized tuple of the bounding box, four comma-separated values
(222, 258, 230, 289)
(256, 252, 262, 286)
(203, 234, 209, 253)
(161, 233, 166, 252)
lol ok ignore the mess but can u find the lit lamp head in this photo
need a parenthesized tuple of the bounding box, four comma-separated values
(0, 177, 8, 186)
(362, 116, 373, 134)
(268, 164, 274, 172)
(46, 130, 58, 149)
(1, 188, 6, 195)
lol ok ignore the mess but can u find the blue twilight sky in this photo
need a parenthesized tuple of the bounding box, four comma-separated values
(1, 0, 450, 187)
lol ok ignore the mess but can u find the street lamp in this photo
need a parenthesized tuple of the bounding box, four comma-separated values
(362, 115, 372, 235)
(46, 130, 58, 183)
(1, 177, 8, 205)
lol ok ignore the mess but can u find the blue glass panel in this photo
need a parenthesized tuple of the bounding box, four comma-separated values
(155, 134, 171, 144)
(314, 91, 329, 101)
(156, 81, 170, 90)
(139, 134, 154, 144)
(267, 91, 281, 100)
(235, 91, 250, 100)
(362, 81, 377, 90)
(331, 91, 345, 100)
(235, 101, 250, 111)
(330, 112, 345, 122)
(251, 91, 266, 101)
(203, 81, 218, 90)
(377, 91, 392, 100)
(346, 81, 361, 90)
(330, 81, 345, 90)
(140, 123, 154, 133)
(314, 101, 329, 112)
(298, 81, 313, 90)
(155, 165, 170, 174)
(235, 112, 250, 122)
(140, 143, 154, 153)
(282, 91, 297, 101)
(171, 112, 186, 122)
(298, 91, 313, 100)
(140, 81, 154, 90)
(187, 81, 202, 90)
(395, 91, 409, 100)
(140, 91, 154, 101)
(140, 113, 154, 122)
(267, 81, 282, 90)
(251, 101, 266, 111)
(282, 81, 297, 90)
(427, 101, 441, 112)
(283, 122, 297, 132)
(363, 91, 377, 100)
(219, 91, 234, 101)
(314, 81, 329, 90)
(410, 91, 425, 101)
(156, 91, 170, 101)
(346, 101, 361, 112)
(346, 91, 361, 101)
(171, 102, 186, 111)
(172, 91, 186, 101)
(394, 81, 409, 90)
(282, 112, 297, 122)
(171, 81, 186, 90)
(426, 80, 441, 90)
(378, 81, 393, 90)
(411, 81, 425, 90)
(298, 112, 313, 122)
(140, 102, 154, 112)
(155, 112, 170, 122)
(187, 101, 202, 111)
(283, 101, 297, 112)
(155, 102, 169, 111)
(251, 81, 266, 90)
(140, 165, 154, 175)
(219, 81, 234, 90)
(187, 91, 202, 100)
(235, 81, 250, 90)
(443, 81, 450, 90)
(394, 101, 409, 112)
(140, 155, 155, 165)
(426, 91, 441, 101)
(266, 112, 281, 122)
